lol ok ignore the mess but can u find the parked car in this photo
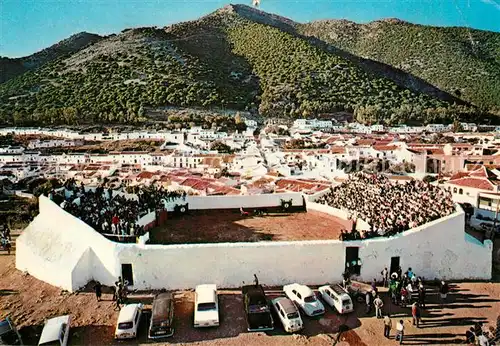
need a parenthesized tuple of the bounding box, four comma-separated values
(38, 315, 71, 346)
(194, 284, 219, 328)
(283, 283, 325, 317)
(242, 284, 274, 331)
(0, 317, 22, 345)
(114, 303, 143, 340)
(148, 293, 174, 339)
(271, 297, 303, 333)
(318, 284, 354, 314)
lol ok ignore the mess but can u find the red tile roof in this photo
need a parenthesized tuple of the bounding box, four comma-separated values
(448, 177, 494, 191)
(137, 171, 155, 179)
(355, 139, 376, 145)
(373, 145, 398, 151)
(275, 178, 330, 194)
(448, 167, 500, 191)
(450, 172, 470, 180)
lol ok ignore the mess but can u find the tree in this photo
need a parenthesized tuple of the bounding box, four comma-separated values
(452, 120, 464, 132)
(210, 141, 233, 154)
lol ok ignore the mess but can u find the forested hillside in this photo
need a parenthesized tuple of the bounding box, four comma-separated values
(0, 5, 497, 126)
(299, 19, 500, 111)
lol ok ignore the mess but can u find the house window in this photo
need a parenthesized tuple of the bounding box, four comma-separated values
(459, 188, 463, 195)
(453, 187, 457, 193)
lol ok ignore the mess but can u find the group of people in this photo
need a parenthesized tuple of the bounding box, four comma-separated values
(384, 267, 430, 309)
(358, 266, 428, 344)
(465, 319, 499, 345)
(0, 222, 11, 254)
(317, 173, 455, 239)
(52, 180, 185, 242)
(92, 276, 129, 310)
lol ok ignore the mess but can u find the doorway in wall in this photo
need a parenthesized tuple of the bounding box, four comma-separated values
(121, 264, 134, 286)
(390, 256, 400, 276)
(345, 247, 360, 275)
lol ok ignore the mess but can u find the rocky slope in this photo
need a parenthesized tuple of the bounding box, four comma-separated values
(0, 32, 103, 83)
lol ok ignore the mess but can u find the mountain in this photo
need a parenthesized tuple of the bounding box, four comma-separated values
(298, 19, 500, 110)
(0, 32, 103, 83)
(0, 4, 497, 127)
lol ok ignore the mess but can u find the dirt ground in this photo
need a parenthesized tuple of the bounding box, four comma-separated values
(149, 210, 352, 244)
(1, 240, 499, 346)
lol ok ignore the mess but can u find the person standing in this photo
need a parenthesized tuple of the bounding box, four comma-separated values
(383, 315, 392, 338)
(93, 281, 102, 302)
(381, 267, 389, 288)
(371, 278, 378, 294)
(374, 295, 384, 319)
(396, 319, 405, 344)
(396, 266, 403, 281)
(465, 327, 476, 344)
(366, 291, 373, 314)
(477, 333, 489, 346)
(439, 280, 449, 304)
(412, 302, 421, 328)
(418, 285, 426, 308)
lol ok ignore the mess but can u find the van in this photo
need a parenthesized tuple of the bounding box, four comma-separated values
(114, 303, 143, 340)
(38, 315, 71, 346)
(148, 293, 174, 338)
(318, 284, 354, 314)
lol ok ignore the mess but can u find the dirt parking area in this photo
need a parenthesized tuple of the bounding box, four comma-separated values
(2, 245, 500, 346)
(149, 210, 351, 244)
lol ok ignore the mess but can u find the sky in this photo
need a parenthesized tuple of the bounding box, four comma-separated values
(1, 0, 499, 58)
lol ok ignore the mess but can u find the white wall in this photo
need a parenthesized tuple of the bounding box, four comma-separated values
(186, 193, 304, 210)
(117, 241, 345, 290)
(17, 195, 492, 292)
(137, 211, 155, 227)
(306, 202, 492, 281)
(16, 196, 122, 291)
(307, 201, 349, 220)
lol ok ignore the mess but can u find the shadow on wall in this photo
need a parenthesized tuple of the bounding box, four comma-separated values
(72, 247, 117, 291)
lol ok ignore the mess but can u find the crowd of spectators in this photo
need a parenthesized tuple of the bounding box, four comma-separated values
(50, 179, 185, 242)
(318, 173, 455, 239)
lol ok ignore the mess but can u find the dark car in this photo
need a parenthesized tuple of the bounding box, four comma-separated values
(0, 317, 22, 345)
(242, 284, 274, 332)
(148, 293, 174, 339)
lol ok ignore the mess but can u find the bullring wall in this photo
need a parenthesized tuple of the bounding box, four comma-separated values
(185, 193, 303, 210)
(16, 196, 492, 292)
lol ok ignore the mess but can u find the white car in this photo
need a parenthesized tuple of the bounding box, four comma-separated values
(38, 315, 71, 346)
(283, 283, 325, 317)
(194, 284, 220, 327)
(271, 297, 303, 333)
(318, 284, 354, 314)
(115, 303, 143, 340)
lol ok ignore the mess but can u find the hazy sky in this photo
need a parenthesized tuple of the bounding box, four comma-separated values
(1, 0, 499, 58)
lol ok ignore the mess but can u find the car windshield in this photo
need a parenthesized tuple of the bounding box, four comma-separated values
(197, 302, 216, 311)
(118, 322, 133, 330)
(287, 312, 300, 319)
(304, 295, 317, 303)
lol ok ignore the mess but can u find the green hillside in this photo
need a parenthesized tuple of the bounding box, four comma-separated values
(0, 5, 496, 126)
(298, 19, 500, 111)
